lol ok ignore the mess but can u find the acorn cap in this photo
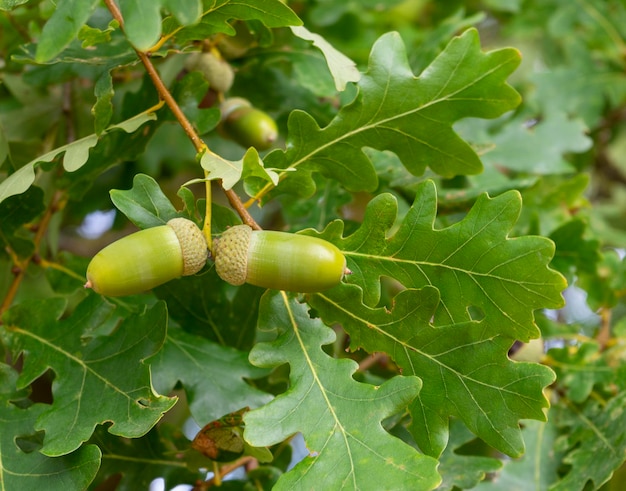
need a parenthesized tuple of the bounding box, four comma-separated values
(185, 51, 234, 93)
(220, 97, 252, 120)
(214, 224, 252, 285)
(167, 218, 208, 276)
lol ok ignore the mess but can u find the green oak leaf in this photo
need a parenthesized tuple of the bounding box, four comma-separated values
(480, 111, 592, 174)
(550, 393, 626, 491)
(0, 0, 29, 10)
(0, 186, 45, 258)
(549, 218, 601, 283)
(200, 147, 279, 192)
(0, 364, 101, 490)
(244, 291, 441, 491)
(262, 28, 521, 198)
(310, 180, 566, 342)
(35, 0, 99, 62)
(290, 26, 360, 91)
(118, 0, 165, 51)
(89, 425, 203, 491)
(200, 0, 302, 34)
(149, 327, 272, 425)
(311, 286, 555, 458)
(164, 0, 202, 27)
(154, 0, 302, 50)
(110, 173, 181, 229)
(0, 110, 157, 205)
(547, 341, 614, 404)
(475, 419, 562, 490)
(1, 297, 176, 456)
(154, 266, 263, 350)
(436, 419, 502, 491)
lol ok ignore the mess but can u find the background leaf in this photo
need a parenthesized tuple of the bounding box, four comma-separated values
(475, 419, 562, 490)
(1, 296, 176, 456)
(150, 327, 272, 425)
(0, 365, 101, 490)
(550, 393, 626, 491)
(0, 110, 157, 205)
(0, 186, 45, 258)
(90, 425, 203, 490)
(261, 28, 521, 199)
(290, 25, 360, 91)
(35, 0, 99, 62)
(436, 419, 503, 491)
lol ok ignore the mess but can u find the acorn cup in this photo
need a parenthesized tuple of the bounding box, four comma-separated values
(85, 218, 208, 297)
(184, 51, 235, 93)
(213, 224, 349, 293)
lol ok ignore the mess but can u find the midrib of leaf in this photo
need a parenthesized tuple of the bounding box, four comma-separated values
(578, 0, 626, 53)
(345, 249, 551, 333)
(549, 360, 612, 373)
(11, 326, 144, 402)
(279, 291, 357, 488)
(564, 398, 617, 457)
(276, 47, 510, 179)
(0, 446, 5, 491)
(315, 292, 541, 426)
(203, 0, 297, 25)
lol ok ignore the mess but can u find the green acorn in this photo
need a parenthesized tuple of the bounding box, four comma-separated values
(213, 225, 348, 292)
(85, 218, 207, 297)
(220, 98, 278, 150)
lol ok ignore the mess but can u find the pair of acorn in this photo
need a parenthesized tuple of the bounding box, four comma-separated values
(85, 219, 349, 296)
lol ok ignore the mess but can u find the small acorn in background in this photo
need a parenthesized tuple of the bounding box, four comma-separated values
(184, 51, 235, 94)
(219, 97, 278, 150)
(213, 224, 349, 292)
(85, 218, 208, 297)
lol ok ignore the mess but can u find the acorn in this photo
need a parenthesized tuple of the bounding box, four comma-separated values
(213, 225, 348, 292)
(184, 51, 235, 93)
(220, 98, 278, 150)
(85, 218, 208, 297)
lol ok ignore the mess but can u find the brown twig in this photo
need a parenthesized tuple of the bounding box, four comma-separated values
(0, 190, 67, 318)
(192, 456, 257, 490)
(358, 352, 388, 372)
(103, 0, 261, 231)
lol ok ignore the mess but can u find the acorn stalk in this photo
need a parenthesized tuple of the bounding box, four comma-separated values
(85, 218, 207, 297)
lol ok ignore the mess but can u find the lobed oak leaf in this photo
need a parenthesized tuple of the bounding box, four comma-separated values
(244, 291, 441, 491)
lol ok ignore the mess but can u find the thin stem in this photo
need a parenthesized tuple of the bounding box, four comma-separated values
(358, 352, 388, 372)
(103, 0, 261, 231)
(204, 170, 213, 253)
(0, 191, 67, 318)
(225, 188, 262, 230)
(38, 258, 87, 283)
(193, 456, 256, 490)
